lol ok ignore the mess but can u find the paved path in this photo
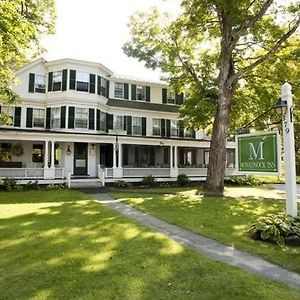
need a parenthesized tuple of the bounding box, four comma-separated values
(271, 184, 300, 202)
(90, 193, 300, 290)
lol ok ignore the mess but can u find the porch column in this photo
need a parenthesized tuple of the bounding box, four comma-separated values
(44, 140, 49, 169)
(113, 143, 117, 168)
(170, 146, 173, 168)
(50, 140, 55, 169)
(174, 146, 178, 168)
(170, 145, 178, 178)
(118, 144, 122, 168)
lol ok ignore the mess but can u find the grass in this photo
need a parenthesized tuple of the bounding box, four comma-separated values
(111, 186, 300, 274)
(254, 175, 300, 184)
(1, 190, 300, 299)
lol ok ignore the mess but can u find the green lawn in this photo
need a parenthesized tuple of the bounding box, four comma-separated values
(1, 190, 300, 299)
(111, 187, 300, 274)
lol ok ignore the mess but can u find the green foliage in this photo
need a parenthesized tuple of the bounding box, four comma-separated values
(141, 175, 156, 187)
(46, 183, 66, 190)
(10, 143, 24, 156)
(248, 214, 300, 246)
(225, 175, 261, 186)
(177, 173, 189, 186)
(114, 180, 130, 189)
(2, 177, 20, 191)
(23, 180, 39, 191)
(0, 0, 56, 111)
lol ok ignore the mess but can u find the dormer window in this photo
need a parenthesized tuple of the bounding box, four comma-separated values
(136, 85, 146, 101)
(76, 72, 89, 92)
(53, 71, 62, 91)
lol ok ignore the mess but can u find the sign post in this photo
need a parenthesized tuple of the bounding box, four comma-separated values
(281, 83, 297, 217)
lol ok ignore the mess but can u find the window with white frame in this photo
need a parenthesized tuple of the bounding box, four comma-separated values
(75, 108, 88, 129)
(51, 107, 61, 128)
(136, 85, 146, 101)
(113, 115, 123, 130)
(152, 118, 161, 136)
(132, 117, 142, 135)
(101, 78, 108, 96)
(52, 71, 62, 91)
(171, 120, 179, 137)
(33, 108, 45, 128)
(76, 71, 89, 92)
(35, 75, 46, 93)
(184, 128, 193, 138)
(1, 106, 14, 125)
(167, 90, 175, 104)
(114, 83, 124, 98)
(100, 111, 106, 131)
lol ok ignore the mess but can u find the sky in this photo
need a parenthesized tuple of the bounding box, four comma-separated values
(42, 0, 180, 82)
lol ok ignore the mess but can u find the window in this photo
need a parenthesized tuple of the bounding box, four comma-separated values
(113, 115, 123, 130)
(136, 85, 146, 101)
(152, 118, 161, 136)
(75, 108, 88, 129)
(132, 117, 142, 135)
(35, 75, 46, 93)
(51, 107, 61, 128)
(171, 120, 179, 137)
(114, 82, 124, 98)
(32, 144, 44, 163)
(184, 128, 193, 138)
(101, 78, 108, 96)
(167, 90, 175, 104)
(33, 109, 45, 128)
(76, 71, 89, 92)
(1, 106, 14, 125)
(53, 71, 62, 91)
(100, 111, 106, 131)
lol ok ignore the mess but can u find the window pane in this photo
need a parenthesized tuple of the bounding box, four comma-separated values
(114, 83, 124, 98)
(76, 72, 89, 92)
(51, 107, 61, 128)
(75, 108, 88, 128)
(33, 109, 45, 128)
(35, 75, 46, 93)
(53, 71, 62, 91)
(113, 115, 123, 130)
(100, 111, 106, 131)
(136, 85, 145, 101)
(132, 117, 142, 135)
(152, 118, 160, 136)
(171, 120, 179, 137)
(167, 90, 175, 104)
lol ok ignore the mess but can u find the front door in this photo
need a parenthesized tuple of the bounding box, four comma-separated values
(74, 142, 88, 175)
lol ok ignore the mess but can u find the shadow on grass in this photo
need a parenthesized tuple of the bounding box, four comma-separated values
(1, 196, 299, 299)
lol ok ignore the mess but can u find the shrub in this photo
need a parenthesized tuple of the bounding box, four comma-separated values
(23, 180, 39, 191)
(114, 180, 129, 188)
(225, 175, 261, 186)
(47, 183, 66, 190)
(177, 173, 189, 186)
(3, 177, 19, 191)
(248, 213, 300, 246)
(141, 175, 156, 187)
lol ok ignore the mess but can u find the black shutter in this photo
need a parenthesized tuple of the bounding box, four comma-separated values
(131, 84, 136, 100)
(0, 106, 1, 113)
(29, 73, 35, 93)
(14, 107, 21, 127)
(192, 130, 196, 139)
(60, 106, 66, 128)
(123, 116, 127, 131)
(96, 109, 100, 130)
(146, 86, 150, 102)
(26, 108, 33, 128)
(89, 108, 95, 130)
(97, 76, 101, 95)
(62, 69, 67, 91)
(142, 117, 146, 136)
(106, 80, 110, 98)
(127, 116, 132, 134)
(162, 88, 167, 104)
(175, 93, 184, 105)
(166, 119, 171, 137)
(89, 74, 96, 93)
(68, 106, 75, 129)
(179, 121, 184, 137)
(124, 83, 129, 99)
(161, 119, 166, 137)
(106, 113, 113, 132)
(48, 72, 53, 92)
(69, 70, 76, 90)
(46, 107, 51, 129)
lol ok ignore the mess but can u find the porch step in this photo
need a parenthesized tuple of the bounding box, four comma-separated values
(70, 179, 102, 188)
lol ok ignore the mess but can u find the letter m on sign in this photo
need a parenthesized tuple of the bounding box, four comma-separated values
(249, 142, 264, 160)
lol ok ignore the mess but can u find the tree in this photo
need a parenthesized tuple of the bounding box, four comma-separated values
(123, 0, 300, 194)
(0, 0, 56, 110)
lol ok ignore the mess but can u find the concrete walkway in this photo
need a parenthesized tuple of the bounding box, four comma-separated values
(90, 193, 300, 290)
(271, 183, 300, 202)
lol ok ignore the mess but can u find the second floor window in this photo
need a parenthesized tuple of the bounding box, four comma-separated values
(100, 111, 106, 131)
(101, 78, 108, 96)
(184, 128, 193, 138)
(152, 118, 161, 136)
(51, 107, 61, 128)
(53, 71, 62, 91)
(113, 115, 123, 130)
(136, 85, 146, 101)
(114, 83, 124, 98)
(75, 108, 88, 129)
(76, 72, 89, 92)
(167, 90, 175, 104)
(171, 120, 179, 137)
(33, 109, 45, 128)
(35, 75, 46, 93)
(132, 117, 142, 135)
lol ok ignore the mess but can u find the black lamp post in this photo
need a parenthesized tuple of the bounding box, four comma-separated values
(274, 98, 288, 117)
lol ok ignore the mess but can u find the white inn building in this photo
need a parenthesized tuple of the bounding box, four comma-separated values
(0, 58, 237, 187)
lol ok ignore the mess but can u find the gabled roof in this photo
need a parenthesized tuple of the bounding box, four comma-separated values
(16, 57, 46, 75)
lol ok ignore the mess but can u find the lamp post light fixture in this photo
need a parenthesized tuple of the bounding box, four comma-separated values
(278, 83, 297, 217)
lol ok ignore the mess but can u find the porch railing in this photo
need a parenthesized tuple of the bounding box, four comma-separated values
(54, 168, 65, 179)
(0, 168, 44, 179)
(178, 168, 207, 176)
(123, 168, 170, 178)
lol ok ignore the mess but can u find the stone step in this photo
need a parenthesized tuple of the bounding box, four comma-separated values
(70, 179, 102, 188)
